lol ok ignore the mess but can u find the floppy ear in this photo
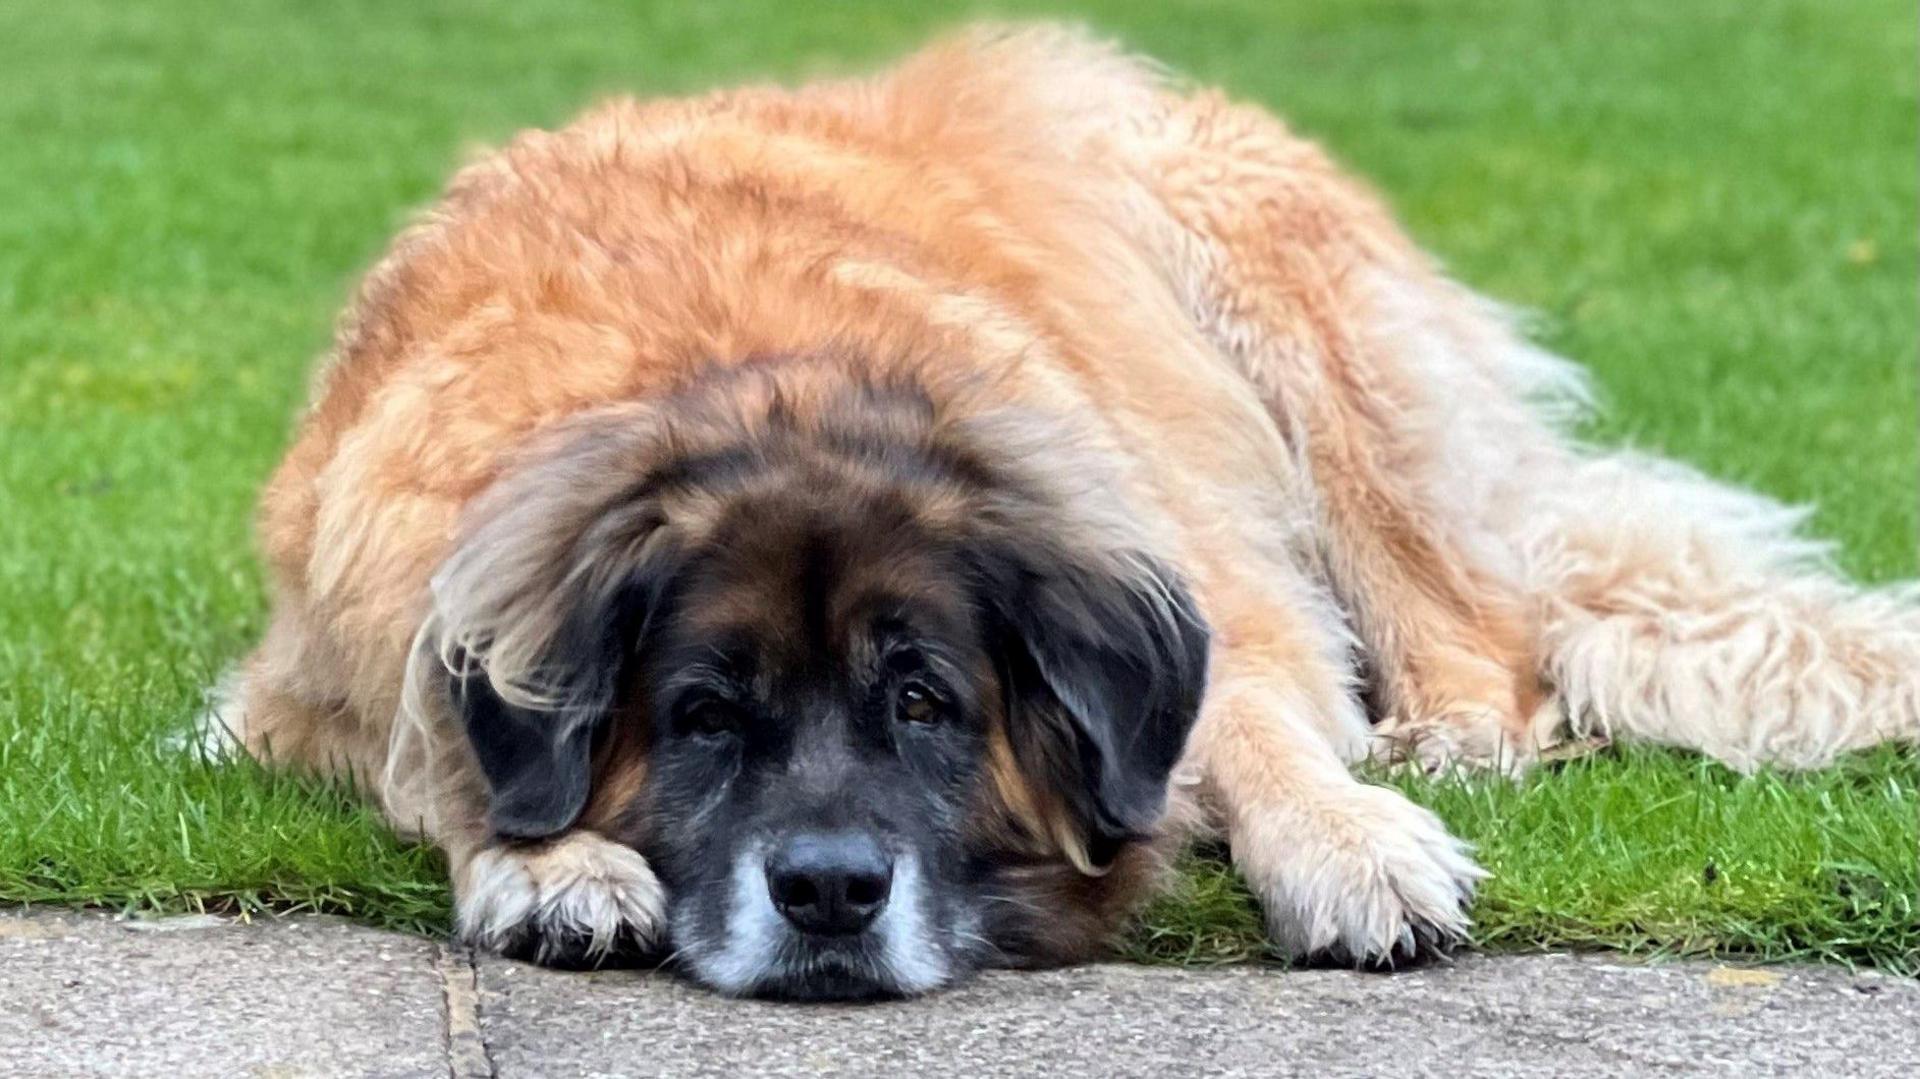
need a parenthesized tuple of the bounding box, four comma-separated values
(424, 405, 682, 840)
(981, 543, 1210, 863)
(447, 568, 657, 840)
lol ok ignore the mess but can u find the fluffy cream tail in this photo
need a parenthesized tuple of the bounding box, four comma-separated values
(1352, 266, 1918, 772)
(1520, 452, 1920, 770)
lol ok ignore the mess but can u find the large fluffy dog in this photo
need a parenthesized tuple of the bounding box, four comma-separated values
(215, 26, 1919, 998)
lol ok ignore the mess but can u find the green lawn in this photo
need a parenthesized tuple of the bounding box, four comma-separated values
(2, 0, 1914, 972)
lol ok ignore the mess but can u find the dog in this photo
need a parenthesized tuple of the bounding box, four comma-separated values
(211, 25, 1920, 999)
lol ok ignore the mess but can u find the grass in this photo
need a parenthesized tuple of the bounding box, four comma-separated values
(1, 0, 1914, 970)
(1127, 746, 1919, 970)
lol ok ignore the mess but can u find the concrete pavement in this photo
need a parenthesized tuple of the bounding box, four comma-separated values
(3, 909, 1915, 1077)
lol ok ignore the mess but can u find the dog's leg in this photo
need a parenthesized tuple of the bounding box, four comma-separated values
(1187, 573, 1483, 963)
(1118, 93, 1561, 771)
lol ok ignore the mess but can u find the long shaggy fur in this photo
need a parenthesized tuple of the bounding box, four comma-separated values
(1347, 243, 1920, 771)
(219, 23, 1919, 973)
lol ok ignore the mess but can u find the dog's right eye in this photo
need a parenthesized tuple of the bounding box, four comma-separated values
(894, 681, 949, 726)
(678, 697, 744, 738)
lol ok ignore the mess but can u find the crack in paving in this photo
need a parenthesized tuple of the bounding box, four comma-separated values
(436, 944, 496, 1079)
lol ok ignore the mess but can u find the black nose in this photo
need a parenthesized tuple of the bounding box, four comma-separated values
(765, 832, 894, 936)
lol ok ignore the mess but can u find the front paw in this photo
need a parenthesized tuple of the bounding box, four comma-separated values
(1234, 784, 1483, 966)
(457, 831, 667, 969)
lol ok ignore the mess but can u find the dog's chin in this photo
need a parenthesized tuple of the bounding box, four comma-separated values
(678, 930, 954, 1001)
(736, 945, 921, 1002)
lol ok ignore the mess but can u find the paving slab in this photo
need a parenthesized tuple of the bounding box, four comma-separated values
(478, 952, 1920, 1078)
(4, 908, 1919, 1078)
(0, 909, 448, 1079)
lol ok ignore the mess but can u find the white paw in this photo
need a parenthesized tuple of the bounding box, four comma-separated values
(457, 831, 667, 968)
(176, 669, 249, 761)
(1235, 784, 1485, 965)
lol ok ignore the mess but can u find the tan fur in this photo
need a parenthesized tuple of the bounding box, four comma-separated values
(220, 24, 1919, 966)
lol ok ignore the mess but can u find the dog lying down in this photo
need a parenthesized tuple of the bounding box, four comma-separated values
(211, 24, 1919, 999)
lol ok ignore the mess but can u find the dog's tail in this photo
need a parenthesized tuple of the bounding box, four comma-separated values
(1515, 450, 1920, 770)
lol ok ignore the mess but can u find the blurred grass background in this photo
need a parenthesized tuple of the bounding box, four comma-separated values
(1, 0, 1914, 968)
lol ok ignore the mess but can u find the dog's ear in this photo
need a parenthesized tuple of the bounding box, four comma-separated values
(976, 539, 1210, 866)
(446, 523, 681, 840)
(426, 406, 683, 840)
(447, 560, 661, 839)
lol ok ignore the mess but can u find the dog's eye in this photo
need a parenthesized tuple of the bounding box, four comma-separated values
(679, 698, 744, 738)
(895, 682, 945, 725)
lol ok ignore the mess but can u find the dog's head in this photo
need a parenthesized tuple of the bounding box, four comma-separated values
(428, 365, 1208, 999)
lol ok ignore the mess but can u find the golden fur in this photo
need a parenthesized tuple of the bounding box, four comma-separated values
(216, 25, 1920, 970)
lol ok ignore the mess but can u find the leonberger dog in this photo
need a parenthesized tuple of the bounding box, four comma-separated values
(213, 26, 1920, 998)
